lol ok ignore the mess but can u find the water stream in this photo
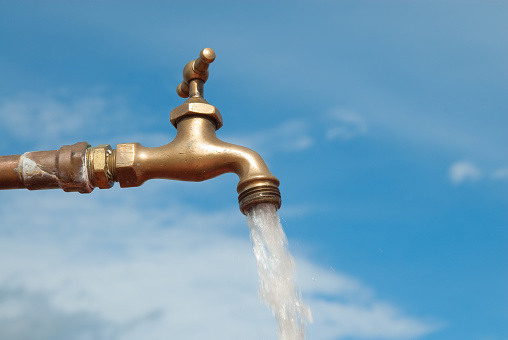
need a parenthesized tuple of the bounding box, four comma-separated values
(246, 203, 312, 339)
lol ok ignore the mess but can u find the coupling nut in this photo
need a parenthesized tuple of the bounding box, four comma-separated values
(90, 144, 115, 189)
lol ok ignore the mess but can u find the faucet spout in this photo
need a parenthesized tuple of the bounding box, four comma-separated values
(111, 113, 280, 214)
(0, 48, 281, 214)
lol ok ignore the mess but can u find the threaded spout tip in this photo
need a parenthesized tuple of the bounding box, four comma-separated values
(238, 185, 281, 215)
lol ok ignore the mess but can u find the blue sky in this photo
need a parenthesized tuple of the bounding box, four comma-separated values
(0, 1, 506, 339)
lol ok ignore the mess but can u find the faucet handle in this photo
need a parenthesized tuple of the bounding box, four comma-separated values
(177, 48, 216, 98)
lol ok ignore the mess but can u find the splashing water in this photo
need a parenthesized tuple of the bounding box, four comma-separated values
(246, 203, 312, 339)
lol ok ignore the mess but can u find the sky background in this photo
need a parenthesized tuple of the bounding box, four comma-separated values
(0, 1, 506, 339)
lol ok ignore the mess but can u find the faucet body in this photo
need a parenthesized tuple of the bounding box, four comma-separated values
(118, 114, 279, 192)
(0, 49, 281, 214)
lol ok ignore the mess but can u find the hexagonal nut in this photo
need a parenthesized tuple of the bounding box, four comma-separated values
(170, 101, 223, 130)
(115, 143, 141, 188)
(92, 144, 114, 189)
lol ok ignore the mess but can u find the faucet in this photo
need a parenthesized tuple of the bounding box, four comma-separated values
(0, 48, 281, 214)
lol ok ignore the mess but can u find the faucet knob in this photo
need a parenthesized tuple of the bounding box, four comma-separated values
(177, 48, 216, 98)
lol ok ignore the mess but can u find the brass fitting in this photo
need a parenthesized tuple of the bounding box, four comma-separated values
(238, 184, 281, 215)
(176, 48, 215, 98)
(170, 97, 223, 130)
(89, 144, 114, 189)
(114, 143, 140, 188)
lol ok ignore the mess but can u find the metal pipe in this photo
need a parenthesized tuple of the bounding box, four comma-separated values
(189, 79, 204, 98)
(0, 142, 93, 193)
(0, 48, 281, 214)
(0, 155, 24, 189)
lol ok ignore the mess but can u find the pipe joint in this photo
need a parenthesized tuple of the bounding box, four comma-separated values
(6, 142, 94, 193)
(88, 144, 115, 189)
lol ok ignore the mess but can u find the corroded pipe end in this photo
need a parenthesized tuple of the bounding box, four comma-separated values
(238, 184, 281, 215)
(3, 142, 95, 193)
(0, 155, 24, 190)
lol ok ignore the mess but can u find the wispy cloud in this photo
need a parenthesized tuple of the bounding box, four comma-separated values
(0, 91, 136, 150)
(225, 119, 314, 156)
(0, 287, 116, 340)
(224, 108, 371, 158)
(325, 108, 368, 141)
(297, 261, 442, 339)
(448, 161, 508, 184)
(449, 161, 482, 184)
(308, 299, 439, 339)
(491, 167, 508, 180)
(0, 91, 375, 161)
(0, 190, 439, 340)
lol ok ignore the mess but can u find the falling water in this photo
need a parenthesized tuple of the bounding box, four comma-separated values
(246, 203, 312, 340)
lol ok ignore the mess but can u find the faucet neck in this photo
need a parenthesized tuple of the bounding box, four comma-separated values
(188, 79, 204, 98)
(175, 116, 218, 141)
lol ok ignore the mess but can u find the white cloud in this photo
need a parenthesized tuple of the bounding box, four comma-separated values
(225, 119, 314, 156)
(0, 92, 134, 149)
(0, 189, 439, 340)
(449, 161, 482, 184)
(0, 287, 114, 340)
(448, 161, 508, 184)
(325, 109, 368, 141)
(0, 93, 95, 138)
(491, 167, 508, 180)
(0, 91, 375, 162)
(224, 108, 371, 158)
(297, 261, 441, 339)
(307, 300, 438, 339)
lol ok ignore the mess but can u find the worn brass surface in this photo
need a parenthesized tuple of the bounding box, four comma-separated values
(0, 48, 281, 213)
(188, 79, 205, 98)
(176, 48, 215, 98)
(112, 116, 280, 191)
(170, 96, 223, 129)
(89, 144, 114, 189)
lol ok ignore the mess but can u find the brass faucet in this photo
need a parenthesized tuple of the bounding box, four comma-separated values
(0, 48, 281, 214)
